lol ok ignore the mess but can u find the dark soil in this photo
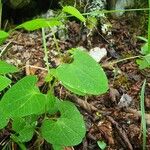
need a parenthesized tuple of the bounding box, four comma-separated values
(0, 13, 150, 150)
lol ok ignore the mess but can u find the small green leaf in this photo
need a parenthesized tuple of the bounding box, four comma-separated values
(0, 60, 19, 74)
(55, 49, 108, 95)
(97, 140, 107, 150)
(63, 6, 86, 22)
(41, 101, 86, 146)
(0, 75, 11, 91)
(86, 17, 98, 30)
(136, 54, 150, 69)
(141, 43, 149, 55)
(0, 30, 9, 45)
(12, 117, 36, 142)
(16, 18, 62, 31)
(44, 92, 58, 114)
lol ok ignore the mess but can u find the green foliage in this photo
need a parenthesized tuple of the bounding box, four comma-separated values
(55, 49, 108, 96)
(0, 75, 11, 91)
(0, 75, 86, 147)
(0, 30, 9, 45)
(0, 60, 18, 74)
(137, 0, 150, 69)
(0, 60, 18, 91)
(136, 54, 150, 69)
(16, 18, 62, 31)
(0, 5, 109, 149)
(62, 6, 86, 22)
(140, 79, 147, 150)
(11, 116, 37, 142)
(41, 101, 86, 147)
(141, 42, 149, 55)
(136, 38, 150, 69)
(97, 140, 107, 150)
(0, 76, 48, 120)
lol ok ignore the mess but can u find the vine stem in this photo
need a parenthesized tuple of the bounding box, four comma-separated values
(42, 28, 50, 73)
(52, 30, 61, 58)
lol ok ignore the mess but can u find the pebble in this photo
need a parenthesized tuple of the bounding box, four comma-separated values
(89, 47, 107, 62)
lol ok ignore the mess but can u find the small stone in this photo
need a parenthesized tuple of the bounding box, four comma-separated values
(118, 94, 132, 108)
(89, 47, 107, 62)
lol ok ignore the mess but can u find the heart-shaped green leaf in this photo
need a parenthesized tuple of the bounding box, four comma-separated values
(0, 60, 19, 74)
(55, 49, 108, 95)
(41, 101, 86, 146)
(16, 18, 62, 31)
(0, 75, 11, 91)
(0, 76, 47, 118)
(63, 6, 86, 22)
(0, 76, 57, 129)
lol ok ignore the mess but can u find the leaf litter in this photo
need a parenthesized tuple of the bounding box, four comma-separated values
(0, 14, 150, 150)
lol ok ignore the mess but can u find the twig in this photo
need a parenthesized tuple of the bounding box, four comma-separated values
(22, 65, 47, 71)
(67, 93, 112, 116)
(106, 116, 133, 150)
(125, 108, 150, 125)
(0, 41, 12, 57)
(67, 94, 98, 113)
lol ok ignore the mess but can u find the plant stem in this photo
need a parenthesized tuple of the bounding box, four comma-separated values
(113, 55, 141, 64)
(103, 55, 141, 68)
(52, 30, 61, 57)
(42, 28, 50, 73)
(82, 8, 150, 16)
(140, 79, 147, 150)
(148, 0, 150, 53)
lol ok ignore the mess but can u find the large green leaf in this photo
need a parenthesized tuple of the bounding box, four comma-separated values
(0, 75, 11, 91)
(55, 49, 108, 95)
(1, 76, 45, 117)
(41, 101, 86, 146)
(0, 76, 47, 118)
(16, 18, 62, 31)
(0, 60, 18, 74)
(62, 6, 86, 22)
(0, 30, 9, 45)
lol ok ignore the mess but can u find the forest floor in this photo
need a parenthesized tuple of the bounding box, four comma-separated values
(1, 12, 150, 150)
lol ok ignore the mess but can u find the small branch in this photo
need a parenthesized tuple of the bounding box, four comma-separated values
(22, 65, 47, 71)
(102, 55, 141, 69)
(106, 116, 133, 150)
(42, 28, 50, 73)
